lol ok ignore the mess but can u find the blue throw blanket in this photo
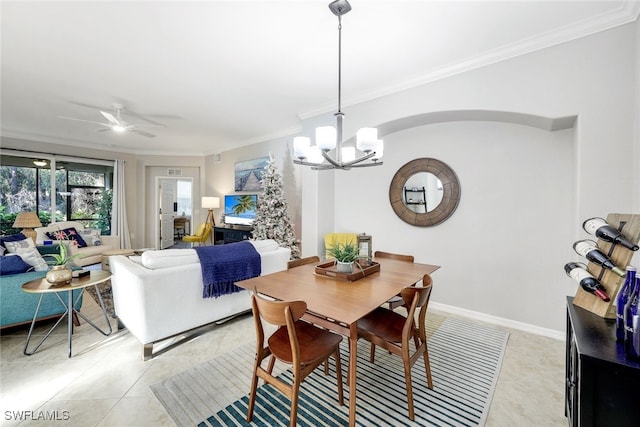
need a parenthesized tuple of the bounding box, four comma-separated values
(194, 241, 261, 299)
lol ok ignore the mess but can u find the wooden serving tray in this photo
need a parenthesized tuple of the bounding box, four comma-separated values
(315, 261, 380, 281)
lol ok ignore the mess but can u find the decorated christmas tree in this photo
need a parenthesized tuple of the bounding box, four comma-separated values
(252, 155, 300, 259)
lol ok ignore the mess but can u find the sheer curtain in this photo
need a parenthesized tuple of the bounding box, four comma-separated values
(112, 159, 131, 249)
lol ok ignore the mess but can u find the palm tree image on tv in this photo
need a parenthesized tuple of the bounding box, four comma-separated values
(231, 195, 256, 216)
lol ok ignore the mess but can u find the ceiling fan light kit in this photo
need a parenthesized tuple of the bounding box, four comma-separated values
(59, 103, 164, 138)
(293, 0, 384, 171)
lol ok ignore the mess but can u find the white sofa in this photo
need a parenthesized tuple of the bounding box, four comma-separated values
(34, 221, 120, 267)
(109, 240, 291, 360)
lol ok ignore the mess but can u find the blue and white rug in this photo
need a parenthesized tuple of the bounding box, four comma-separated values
(151, 317, 509, 426)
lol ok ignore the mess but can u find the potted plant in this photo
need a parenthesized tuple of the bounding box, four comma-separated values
(327, 241, 360, 273)
(43, 241, 82, 285)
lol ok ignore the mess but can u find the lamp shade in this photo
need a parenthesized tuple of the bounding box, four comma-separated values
(13, 212, 42, 228)
(201, 196, 220, 209)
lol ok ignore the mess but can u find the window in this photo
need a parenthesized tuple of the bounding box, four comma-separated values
(0, 154, 114, 236)
(176, 180, 192, 216)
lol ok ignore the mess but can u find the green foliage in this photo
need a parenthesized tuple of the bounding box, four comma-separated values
(232, 195, 256, 215)
(95, 188, 112, 235)
(326, 241, 360, 263)
(43, 242, 83, 266)
(0, 160, 113, 235)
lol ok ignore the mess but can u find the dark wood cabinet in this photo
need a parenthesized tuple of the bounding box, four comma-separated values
(213, 225, 253, 245)
(565, 297, 640, 427)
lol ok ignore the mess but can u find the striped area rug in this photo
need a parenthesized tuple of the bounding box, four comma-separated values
(151, 317, 509, 426)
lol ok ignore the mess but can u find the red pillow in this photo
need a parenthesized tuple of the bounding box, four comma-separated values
(45, 227, 88, 248)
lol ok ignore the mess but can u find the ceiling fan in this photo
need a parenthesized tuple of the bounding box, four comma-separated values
(59, 103, 164, 138)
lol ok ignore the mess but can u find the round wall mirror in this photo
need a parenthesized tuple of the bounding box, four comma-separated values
(389, 158, 461, 226)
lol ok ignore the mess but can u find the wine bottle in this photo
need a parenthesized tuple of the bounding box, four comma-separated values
(573, 240, 625, 277)
(625, 275, 640, 356)
(631, 277, 640, 357)
(583, 217, 639, 251)
(564, 262, 610, 301)
(633, 277, 640, 357)
(616, 266, 636, 341)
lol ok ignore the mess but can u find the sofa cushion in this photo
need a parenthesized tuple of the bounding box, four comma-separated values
(4, 237, 35, 253)
(250, 239, 279, 253)
(45, 227, 88, 248)
(0, 254, 33, 275)
(15, 248, 49, 272)
(141, 249, 199, 270)
(0, 233, 27, 249)
(79, 229, 102, 246)
(72, 244, 112, 258)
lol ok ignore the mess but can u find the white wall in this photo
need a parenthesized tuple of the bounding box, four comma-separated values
(635, 18, 640, 215)
(205, 139, 303, 241)
(296, 22, 638, 334)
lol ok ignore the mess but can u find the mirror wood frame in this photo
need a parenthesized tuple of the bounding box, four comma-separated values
(389, 158, 461, 227)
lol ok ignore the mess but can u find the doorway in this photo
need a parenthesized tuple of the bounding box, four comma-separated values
(155, 177, 193, 249)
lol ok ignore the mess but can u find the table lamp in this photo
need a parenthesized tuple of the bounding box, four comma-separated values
(13, 212, 42, 242)
(201, 196, 220, 244)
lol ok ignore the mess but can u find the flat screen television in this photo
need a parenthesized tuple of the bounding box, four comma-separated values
(224, 194, 258, 226)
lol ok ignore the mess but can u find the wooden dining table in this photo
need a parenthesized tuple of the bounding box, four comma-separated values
(237, 257, 440, 426)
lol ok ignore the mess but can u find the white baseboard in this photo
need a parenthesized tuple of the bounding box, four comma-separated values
(430, 302, 566, 341)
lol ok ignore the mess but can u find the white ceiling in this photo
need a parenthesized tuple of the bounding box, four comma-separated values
(2, 1, 638, 156)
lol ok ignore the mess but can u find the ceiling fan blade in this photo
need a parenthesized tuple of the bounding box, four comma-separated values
(128, 122, 166, 128)
(58, 116, 110, 126)
(123, 110, 172, 127)
(68, 100, 108, 110)
(129, 129, 156, 138)
(100, 111, 120, 124)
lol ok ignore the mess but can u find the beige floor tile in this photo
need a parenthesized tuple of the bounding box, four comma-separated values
(1, 289, 569, 426)
(95, 397, 175, 427)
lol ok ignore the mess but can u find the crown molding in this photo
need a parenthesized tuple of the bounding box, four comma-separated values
(300, 2, 640, 121)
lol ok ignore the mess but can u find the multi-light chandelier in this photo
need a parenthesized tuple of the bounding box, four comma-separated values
(293, 0, 383, 170)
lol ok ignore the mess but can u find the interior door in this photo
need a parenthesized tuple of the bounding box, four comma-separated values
(159, 180, 176, 249)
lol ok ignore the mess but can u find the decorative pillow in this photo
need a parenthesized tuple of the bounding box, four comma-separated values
(141, 249, 199, 270)
(16, 248, 49, 272)
(0, 233, 27, 249)
(4, 237, 35, 253)
(79, 229, 102, 246)
(251, 239, 279, 253)
(45, 227, 87, 248)
(0, 254, 33, 275)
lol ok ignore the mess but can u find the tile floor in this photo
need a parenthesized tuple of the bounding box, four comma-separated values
(0, 293, 567, 426)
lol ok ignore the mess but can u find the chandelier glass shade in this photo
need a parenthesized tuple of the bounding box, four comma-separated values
(293, 0, 383, 170)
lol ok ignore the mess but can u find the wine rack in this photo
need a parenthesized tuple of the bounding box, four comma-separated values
(573, 213, 640, 318)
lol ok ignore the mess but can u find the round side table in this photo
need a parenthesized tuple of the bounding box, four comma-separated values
(22, 270, 113, 357)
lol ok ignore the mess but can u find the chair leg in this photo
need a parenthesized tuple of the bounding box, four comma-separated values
(334, 349, 344, 406)
(403, 358, 415, 421)
(369, 342, 376, 363)
(247, 364, 260, 422)
(423, 343, 434, 389)
(289, 378, 301, 427)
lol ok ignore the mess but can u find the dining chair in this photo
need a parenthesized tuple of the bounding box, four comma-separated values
(374, 251, 415, 310)
(287, 255, 320, 269)
(247, 293, 344, 427)
(357, 275, 434, 421)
